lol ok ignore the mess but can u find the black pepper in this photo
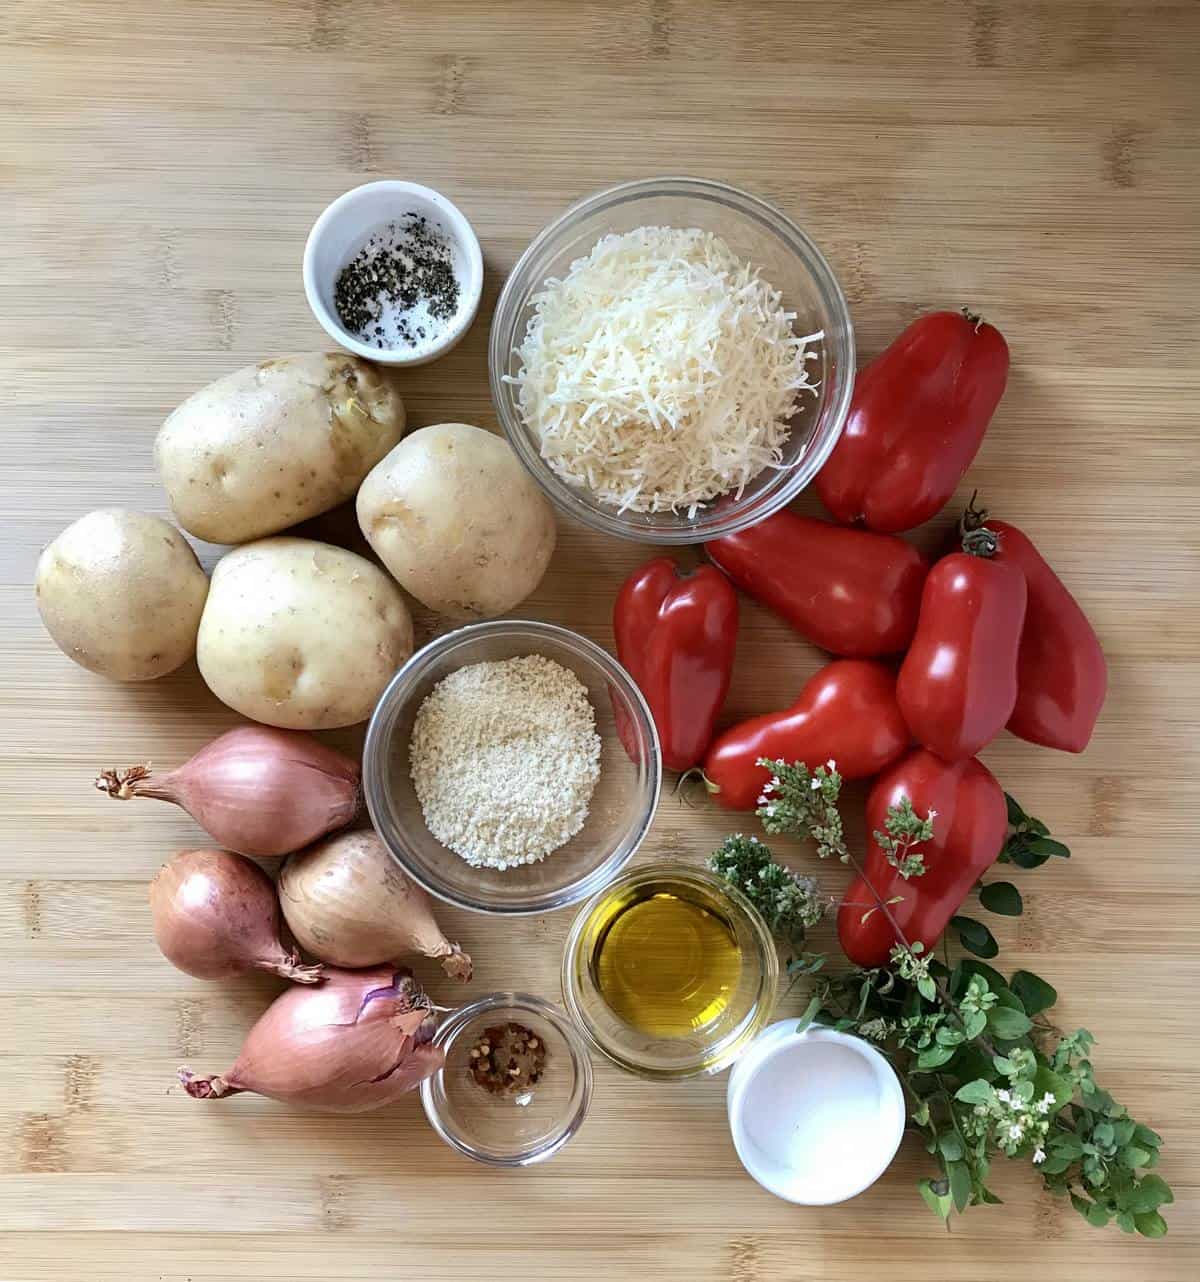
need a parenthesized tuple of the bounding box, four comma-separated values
(333, 211, 460, 349)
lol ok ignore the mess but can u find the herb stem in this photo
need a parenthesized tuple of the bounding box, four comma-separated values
(843, 849, 1000, 1060)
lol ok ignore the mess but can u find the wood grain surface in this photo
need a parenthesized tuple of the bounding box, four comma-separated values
(2, 2, 1198, 1278)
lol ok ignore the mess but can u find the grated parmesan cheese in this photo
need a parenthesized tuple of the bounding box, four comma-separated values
(409, 654, 601, 871)
(506, 226, 822, 517)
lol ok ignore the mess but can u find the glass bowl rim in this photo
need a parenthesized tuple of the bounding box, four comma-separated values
(560, 860, 781, 1080)
(419, 990, 595, 1167)
(488, 174, 856, 545)
(362, 618, 663, 916)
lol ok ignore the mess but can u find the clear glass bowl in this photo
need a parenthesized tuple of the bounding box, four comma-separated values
(489, 175, 855, 544)
(362, 620, 661, 915)
(561, 863, 779, 1080)
(421, 992, 593, 1167)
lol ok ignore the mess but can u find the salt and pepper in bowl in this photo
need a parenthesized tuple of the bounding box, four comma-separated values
(303, 180, 483, 366)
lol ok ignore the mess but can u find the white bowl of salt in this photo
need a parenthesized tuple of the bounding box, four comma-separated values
(726, 1021, 906, 1205)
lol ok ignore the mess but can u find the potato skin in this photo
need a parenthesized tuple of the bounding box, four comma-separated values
(197, 537, 413, 729)
(35, 509, 209, 681)
(156, 353, 406, 545)
(356, 423, 556, 620)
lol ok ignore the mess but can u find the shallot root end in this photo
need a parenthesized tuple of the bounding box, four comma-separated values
(95, 763, 152, 799)
(440, 945, 473, 983)
(270, 952, 326, 985)
(178, 1067, 240, 1100)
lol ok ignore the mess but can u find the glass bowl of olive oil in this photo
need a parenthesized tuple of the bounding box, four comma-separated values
(561, 863, 779, 1079)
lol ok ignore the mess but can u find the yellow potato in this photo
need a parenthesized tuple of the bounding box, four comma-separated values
(35, 509, 208, 681)
(356, 422, 556, 619)
(156, 353, 406, 544)
(197, 537, 412, 729)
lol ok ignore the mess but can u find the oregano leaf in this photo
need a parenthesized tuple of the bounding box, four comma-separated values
(987, 1006, 1033, 1039)
(1011, 970, 1058, 1017)
(918, 1177, 952, 1221)
(979, 881, 1023, 916)
(954, 1080, 993, 1106)
(795, 994, 821, 1036)
(952, 915, 999, 958)
(948, 1159, 972, 1212)
(937, 1132, 964, 1161)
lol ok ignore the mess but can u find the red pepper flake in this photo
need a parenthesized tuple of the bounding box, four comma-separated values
(468, 1021, 547, 1097)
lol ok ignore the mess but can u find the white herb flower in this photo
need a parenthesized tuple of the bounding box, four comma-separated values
(1033, 1147, 1046, 1165)
(996, 1089, 1011, 1104)
(810, 778, 822, 791)
(762, 780, 775, 794)
(826, 759, 836, 770)
(1009, 1123, 1024, 1141)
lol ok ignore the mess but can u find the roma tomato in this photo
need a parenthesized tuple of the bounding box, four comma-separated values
(613, 558, 738, 772)
(816, 310, 1009, 533)
(837, 748, 1007, 967)
(702, 659, 910, 811)
(897, 529, 1027, 762)
(706, 511, 927, 657)
(970, 514, 1107, 753)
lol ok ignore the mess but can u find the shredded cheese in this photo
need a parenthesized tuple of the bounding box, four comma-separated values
(507, 226, 822, 516)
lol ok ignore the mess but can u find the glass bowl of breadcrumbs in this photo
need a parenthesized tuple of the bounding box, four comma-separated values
(363, 619, 662, 915)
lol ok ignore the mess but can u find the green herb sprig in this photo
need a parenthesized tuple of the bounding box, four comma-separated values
(875, 795, 935, 879)
(709, 833, 825, 958)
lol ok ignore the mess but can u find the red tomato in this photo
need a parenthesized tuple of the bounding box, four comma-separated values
(985, 520, 1108, 753)
(816, 310, 1009, 533)
(897, 535, 1028, 762)
(837, 749, 1007, 967)
(702, 659, 910, 810)
(706, 511, 927, 657)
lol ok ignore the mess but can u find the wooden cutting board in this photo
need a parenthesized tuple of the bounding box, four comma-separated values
(1, 2, 1196, 1278)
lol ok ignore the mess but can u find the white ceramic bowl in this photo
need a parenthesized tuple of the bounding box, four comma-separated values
(302, 180, 483, 366)
(726, 1022, 905, 1205)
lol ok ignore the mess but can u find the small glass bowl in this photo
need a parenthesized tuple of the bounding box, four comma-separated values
(561, 863, 779, 1080)
(489, 175, 855, 544)
(420, 992, 593, 1166)
(362, 620, 661, 915)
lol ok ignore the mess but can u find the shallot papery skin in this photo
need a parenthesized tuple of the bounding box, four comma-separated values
(179, 967, 443, 1112)
(96, 725, 360, 858)
(150, 848, 323, 983)
(279, 830, 472, 982)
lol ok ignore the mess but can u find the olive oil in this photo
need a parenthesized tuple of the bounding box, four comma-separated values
(592, 885, 743, 1038)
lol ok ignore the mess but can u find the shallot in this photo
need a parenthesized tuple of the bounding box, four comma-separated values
(150, 848, 322, 983)
(96, 725, 360, 858)
(279, 830, 472, 981)
(179, 967, 443, 1112)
